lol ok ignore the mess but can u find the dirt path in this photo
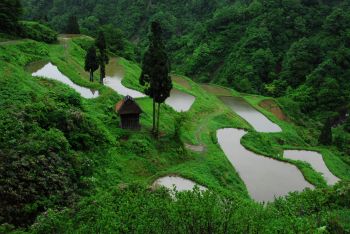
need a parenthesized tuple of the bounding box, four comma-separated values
(185, 104, 226, 153)
(0, 39, 25, 46)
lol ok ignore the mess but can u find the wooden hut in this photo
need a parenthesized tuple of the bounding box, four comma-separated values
(115, 95, 143, 130)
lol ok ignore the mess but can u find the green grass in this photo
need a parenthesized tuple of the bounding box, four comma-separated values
(51, 36, 350, 190)
(1, 35, 350, 232)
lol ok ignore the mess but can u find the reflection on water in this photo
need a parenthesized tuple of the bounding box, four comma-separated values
(30, 62, 99, 99)
(165, 89, 195, 112)
(284, 150, 340, 185)
(217, 128, 314, 202)
(104, 58, 145, 98)
(220, 96, 281, 133)
(153, 176, 206, 192)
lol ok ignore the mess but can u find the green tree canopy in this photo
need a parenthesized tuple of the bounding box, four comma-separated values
(140, 21, 172, 136)
(319, 118, 333, 145)
(65, 15, 80, 34)
(84, 46, 99, 82)
(96, 30, 109, 84)
(0, 0, 22, 34)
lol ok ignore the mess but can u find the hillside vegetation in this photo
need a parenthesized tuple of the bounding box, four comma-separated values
(0, 0, 349, 233)
(22, 0, 350, 153)
(23, 1, 350, 107)
(0, 34, 349, 233)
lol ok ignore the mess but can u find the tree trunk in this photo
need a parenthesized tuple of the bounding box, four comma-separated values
(100, 63, 105, 84)
(152, 98, 156, 134)
(157, 102, 161, 138)
(90, 70, 93, 82)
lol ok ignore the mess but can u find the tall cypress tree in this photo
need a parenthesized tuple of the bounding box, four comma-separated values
(96, 31, 109, 84)
(0, 0, 22, 34)
(140, 22, 172, 136)
(65, 15, 80, 34)
(319, 118, 333, 145)
(84, 46, 99, 82)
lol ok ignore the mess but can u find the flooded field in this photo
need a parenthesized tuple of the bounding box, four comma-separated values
(104, 58, 145, 98)
(29, 61, 99, 99)
(200, 84, 232, 96)
(165, 89, 195, 112)
(284, 150, 340, 185)
(217, 129, 314, 202)
(220, 96, 282, 133)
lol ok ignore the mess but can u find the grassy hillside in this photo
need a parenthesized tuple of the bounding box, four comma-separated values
(21, 1, 350, 157)
(1, 36, 350, 233)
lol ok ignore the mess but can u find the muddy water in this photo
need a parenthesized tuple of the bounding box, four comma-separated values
(220, 96, 282, 133)
(104, 58, 145, 98)
(165, 89, 196, 112)
(217, 129, 314, 202)
(30, 62, 99, 99)
(200, 84, 232, 96)
(172, 75, 191, 89)
(284, 150, 340, 185)
(153, 176, 206, 192)
(259, 99, 289, 121)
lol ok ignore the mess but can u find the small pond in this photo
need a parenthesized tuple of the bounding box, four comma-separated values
(30, 62, 99, 99)
(217, 128, 314, 202)
(284, 150, 340, 186)
(220, 96, 281, 133)
(153, 176, 206, 192)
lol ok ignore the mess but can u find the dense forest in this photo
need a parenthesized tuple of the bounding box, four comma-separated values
(1, 0, 350, 233)
(22, 0, 350, 156)
(23, 1, 350, 104)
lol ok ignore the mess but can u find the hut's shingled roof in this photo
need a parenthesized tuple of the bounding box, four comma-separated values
(115, 95, 143, 115)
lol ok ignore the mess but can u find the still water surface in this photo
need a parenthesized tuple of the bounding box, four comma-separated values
(153, 176, 206, 192)
(31, 62, 99, 99)
(104, 58, 145, 98)
(220, 96, 281, 132)
(165, 89, 195, 112)
(284, 150, 340, 186)
(105, 58, 195, 112)
(217, 129, 314, 202)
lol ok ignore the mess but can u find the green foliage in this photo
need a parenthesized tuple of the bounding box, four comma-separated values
(140, 22, 173, 135)
(15, 182, 350, 233)
(20, 0, 350, 117)
(0, 0, 22, 34)
(95, 31, 109, 83)
(65, 15, 80, 34)
(319, 118, 333, 145)
(2, 2, 350, 231)
(19, 21, 57, 43)
(100, 24, 136, 61)
(84, 46, 99, 82)
(345, 118, 350, 133)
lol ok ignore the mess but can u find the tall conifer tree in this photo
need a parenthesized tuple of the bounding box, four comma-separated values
(140, 22, 172, 136)
(96, 31, 109, 84)
(84, 46, 99, 82)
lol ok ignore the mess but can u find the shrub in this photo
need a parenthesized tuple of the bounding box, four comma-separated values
(19, 21, 58, 43)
